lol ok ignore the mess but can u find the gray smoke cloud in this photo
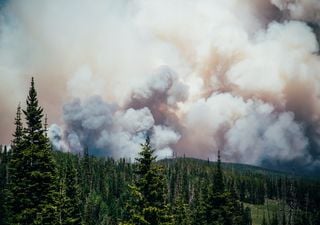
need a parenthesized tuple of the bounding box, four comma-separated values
(0, 0, 320, 171)
(271, 0, 320, 22)
(48, 66, 184, 159)
(49, 95, 179, 159)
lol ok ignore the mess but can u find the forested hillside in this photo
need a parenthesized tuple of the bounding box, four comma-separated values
(1, 143, 320, 225)
(1, 79, 320, 225)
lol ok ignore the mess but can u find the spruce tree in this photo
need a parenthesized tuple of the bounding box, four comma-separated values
(213, 150, 224, 193)
(12, 104, 24, 147)
(9, 77, 58, 225)
(123, 137, 172, 225)
(205, 150, 250, 225)
(7, 104, 27, 224)
(206, 150, 228, 225)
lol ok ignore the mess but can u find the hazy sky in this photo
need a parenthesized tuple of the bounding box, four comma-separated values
(1, 0, 320, 172)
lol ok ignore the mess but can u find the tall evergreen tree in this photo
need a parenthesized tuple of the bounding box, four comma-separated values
(213, 150, 224, 193)
(123, 136, 172, 225)
(205, 150, 249, 225)
(9, 77, 58, 225)
(7, 104, 26, 224)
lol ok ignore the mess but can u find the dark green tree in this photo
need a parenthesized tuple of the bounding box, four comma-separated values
(205, 150, 229, 225)
(7, 104, 27, 224)
(213, 150, 224, 193)
(123, 136, 172, 225)
(9, 77, 58, 225)
(205, 150, 249, 225)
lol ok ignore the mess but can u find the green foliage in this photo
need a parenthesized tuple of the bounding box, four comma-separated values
(83, 191, 109, 225)
(2, 147, 320, 225)
(172, 197, 192, 225)
(7, 78, 59, 225)
(123, 137, 172, 225)
(199, 150, 251, 225)
(58, 155, 81, 225)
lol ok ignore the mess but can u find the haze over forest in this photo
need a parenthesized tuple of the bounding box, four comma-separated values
(1, 0, 320, 173)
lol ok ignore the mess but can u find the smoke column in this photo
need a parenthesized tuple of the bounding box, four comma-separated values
(0, 0, 320, 171)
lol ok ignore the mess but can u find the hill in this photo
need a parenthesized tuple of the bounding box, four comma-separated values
(161, 157, 320, 179)
(1, 149, 320, 224)
(160, 157, 286, 175)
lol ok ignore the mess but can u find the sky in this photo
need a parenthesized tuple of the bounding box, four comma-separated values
(1, 0, 320, 173)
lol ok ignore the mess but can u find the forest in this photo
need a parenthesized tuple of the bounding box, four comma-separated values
(1, 79, 320, 225)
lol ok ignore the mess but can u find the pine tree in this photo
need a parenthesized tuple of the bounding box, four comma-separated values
(12, 104, 24, 146)
(7, 104, 27, 224)
(213, 150, 224, 193)
(9, 77, 59, 225)
(205, 150, 250, 225)
(205, 150, 228, 225)
(123, 136, 172, 225)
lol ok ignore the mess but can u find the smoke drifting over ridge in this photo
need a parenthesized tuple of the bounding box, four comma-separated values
(1, 0, 320, 171)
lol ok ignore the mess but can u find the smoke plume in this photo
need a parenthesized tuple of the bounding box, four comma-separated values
(1, 0, 320, 171)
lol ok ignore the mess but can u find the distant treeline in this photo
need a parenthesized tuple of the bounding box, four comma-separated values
(0, 78, 320, 225)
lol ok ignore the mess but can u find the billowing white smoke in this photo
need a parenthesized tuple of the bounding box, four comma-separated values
(49, 66, 184, 159)
(50, 95, 180, 159)
(0, 0, 320, 170)
(224, 99, 308, 164)
(176, 94, 309, 165)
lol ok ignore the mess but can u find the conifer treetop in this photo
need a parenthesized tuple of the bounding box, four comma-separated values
(135, 136, 156, 175)
(213, 149, 224, 193)
(23, 77, 44, 139)
(12, 103, 23, 146)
